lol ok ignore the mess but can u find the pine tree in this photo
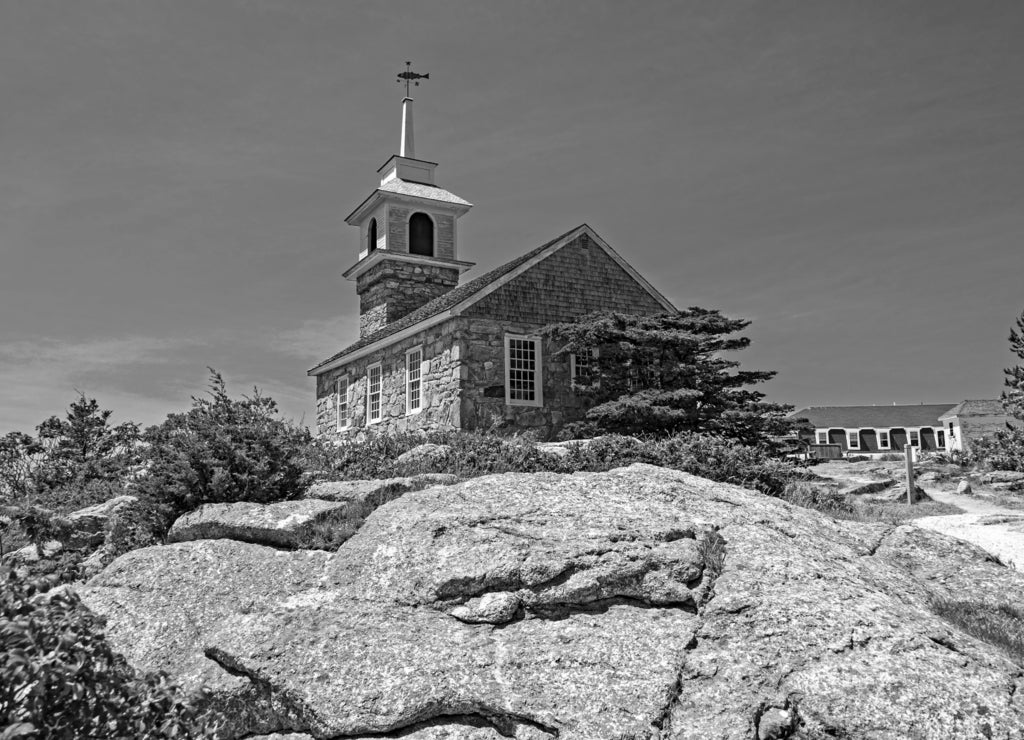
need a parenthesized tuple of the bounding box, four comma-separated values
(34, 396, 140, 489)
(543, 309, 793, 444)
(1003, 310, 1024, 420)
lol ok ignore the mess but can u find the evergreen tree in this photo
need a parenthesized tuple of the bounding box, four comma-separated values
(543, 309, 793, 444)
(34, 396, 140, 490)
(1003, 309, 1024, 420)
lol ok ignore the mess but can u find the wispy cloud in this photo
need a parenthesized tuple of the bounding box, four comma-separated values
(272, 314, 359, 361)
(0, 335, 207, 431)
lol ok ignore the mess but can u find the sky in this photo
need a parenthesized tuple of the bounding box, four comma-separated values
(2, 0, 1023, 432)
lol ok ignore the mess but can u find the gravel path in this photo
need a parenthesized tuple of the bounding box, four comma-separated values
(912, 486, 1024, 570)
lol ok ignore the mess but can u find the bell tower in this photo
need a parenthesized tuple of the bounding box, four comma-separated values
(343, 63, 474, 338)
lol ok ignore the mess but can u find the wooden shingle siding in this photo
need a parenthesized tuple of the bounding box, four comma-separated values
(464, 235, 665, 324)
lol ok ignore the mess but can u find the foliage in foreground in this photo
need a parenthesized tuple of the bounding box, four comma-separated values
(542, 310, 794, 445)
(136, 370, 311, 524)
(0, 569, 212, 738)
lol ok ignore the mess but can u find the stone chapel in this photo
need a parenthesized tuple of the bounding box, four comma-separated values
(309, 93, 676, 439)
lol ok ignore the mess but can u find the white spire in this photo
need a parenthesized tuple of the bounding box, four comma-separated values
(400, 97, 414, 158)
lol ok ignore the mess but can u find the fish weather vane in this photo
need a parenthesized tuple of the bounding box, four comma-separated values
(397, 61, 429, 97)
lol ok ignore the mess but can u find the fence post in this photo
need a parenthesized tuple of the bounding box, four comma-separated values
(905, 443, 915, 505)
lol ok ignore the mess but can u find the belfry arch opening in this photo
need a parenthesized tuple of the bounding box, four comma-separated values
(409, 212, 434, 256)
(367, 218, 378, 253)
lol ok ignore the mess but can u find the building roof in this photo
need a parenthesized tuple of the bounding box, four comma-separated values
(308, 224, 676, 375)
(309, 226, 581, 374)
(939, 399, 1008, 419)
(377, 179, 472, 206)
(790, 404, 957, 429)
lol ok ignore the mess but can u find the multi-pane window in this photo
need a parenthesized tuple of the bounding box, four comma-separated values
(505, 335, 542, 406)
(366, 364, 382, 424)
(935, 429, 946, 448)
(336, 376, 350, 430)
(570, 348, 598, 388)
(846, 430, 860, 450)
(877, 429, 891, 449)
(406, 347, 423, 414)
(908, 429, 921, 447)
(815, 430, 829, 445)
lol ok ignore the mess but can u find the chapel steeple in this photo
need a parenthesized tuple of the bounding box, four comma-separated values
(343, 63, 474, 338)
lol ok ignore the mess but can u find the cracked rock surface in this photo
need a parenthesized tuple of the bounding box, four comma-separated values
(167, 498, 353, 549)
(80, 465, 1024, 739)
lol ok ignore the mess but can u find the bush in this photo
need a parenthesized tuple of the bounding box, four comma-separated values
(0, 568, 212, 737)
(308, 430, 802, 498)
(780, 481, 855, 515)
(650, 434, 803, 496)
(137, 371, 310, 524)
(973, 427, 1024, 472)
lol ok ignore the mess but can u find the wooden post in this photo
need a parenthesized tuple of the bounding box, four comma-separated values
(904, 443, 915, 505)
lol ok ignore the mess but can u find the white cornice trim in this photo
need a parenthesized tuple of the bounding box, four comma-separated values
(345, 189, 471, 225)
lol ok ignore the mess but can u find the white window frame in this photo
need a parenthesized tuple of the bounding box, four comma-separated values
(336, 375, 351, 431)
(504, 334, 543, 407)
(877, 429, 891, 450)
(815, 430, 829, 445)
(908, 428, 921, 447)
(935, 428, 946, 449)
(570, 347, 598, 389)
(366, 363, 382, 425)
(405, 346, 424, 415)
(846, 429, 860, 450)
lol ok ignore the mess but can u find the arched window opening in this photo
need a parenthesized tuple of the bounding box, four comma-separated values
(409, 212, 434, 256)
(367, 218, 378, 253)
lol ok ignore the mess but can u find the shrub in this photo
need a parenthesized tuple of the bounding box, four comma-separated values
(649, 434, 802, 496)
(973, 427, 1024, 472)
(0, 568, 212, 737)
(137, 371, 310, 524)
(780, 481, 855, 515)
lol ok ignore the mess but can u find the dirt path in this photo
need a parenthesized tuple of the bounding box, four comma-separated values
(911, 486, 1024, 570)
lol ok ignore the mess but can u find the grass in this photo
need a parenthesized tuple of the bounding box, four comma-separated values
(844, 500, 963, 524)
(303, 481, 413, 551)
(696, 530, 726, 606)
(930, 598, 1024, 665)
(779, 481, 963, 523)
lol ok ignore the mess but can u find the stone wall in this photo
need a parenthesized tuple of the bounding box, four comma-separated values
(356, 261, 460, 337)
(455, 318, 593, 437)
(315, 316, 595, 440)
(315, 321, 462, 440)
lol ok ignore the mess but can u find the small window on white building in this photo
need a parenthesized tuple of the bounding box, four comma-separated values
(336, 376, 350, 431)
(406, 347, 423, 414)
(815, 430, 829, 445)
(936, 429, 946, 449)
(366, 363, 382, 424)
(877, 429, 891, 450)
(505, 334, 543, 406)
(846, 430, 860, 450)
(908, 429, 921, 447)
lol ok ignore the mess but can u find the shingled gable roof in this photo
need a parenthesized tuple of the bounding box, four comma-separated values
(308, 224, 675, 376)
(790, 404, 957, 429)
